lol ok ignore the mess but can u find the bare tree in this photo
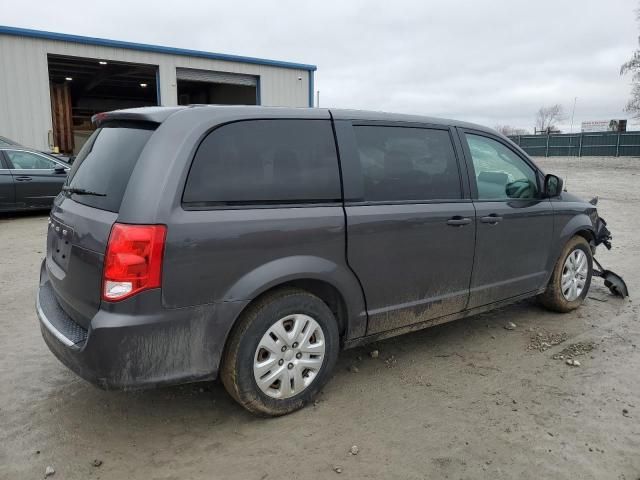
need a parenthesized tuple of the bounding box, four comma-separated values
(494, 125, 530, 136)
(621, 7, 640, 116)
(535, 104, 565, 133)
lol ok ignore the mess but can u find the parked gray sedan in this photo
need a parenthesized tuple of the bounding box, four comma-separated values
(0, 147, 69, 211)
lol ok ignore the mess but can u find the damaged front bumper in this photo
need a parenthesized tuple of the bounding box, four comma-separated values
(593, 215, 613, 251)
(590, 214, 628, 298)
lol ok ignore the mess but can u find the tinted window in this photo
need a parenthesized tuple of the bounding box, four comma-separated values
(465, 134, 538, 200)
(66, 123, 155, 212)
(183, 120, 340, 206)
(5, 150, 57, 169)
(353, 126, 461, 201)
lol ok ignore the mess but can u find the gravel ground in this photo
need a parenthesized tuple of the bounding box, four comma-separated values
(1, 156, 639, 480)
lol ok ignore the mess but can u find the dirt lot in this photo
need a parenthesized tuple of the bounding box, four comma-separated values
(1, 156, 638, 480)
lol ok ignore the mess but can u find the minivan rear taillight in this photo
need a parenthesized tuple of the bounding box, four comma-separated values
(102, 223, 166, 301)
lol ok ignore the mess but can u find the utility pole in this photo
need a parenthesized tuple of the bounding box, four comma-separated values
(569, 97, 577, 156)
(569, 97, 577, 133)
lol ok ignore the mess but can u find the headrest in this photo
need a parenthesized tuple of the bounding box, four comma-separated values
(478, 171, 508, 185)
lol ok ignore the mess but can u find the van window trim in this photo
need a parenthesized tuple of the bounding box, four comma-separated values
(457, 127, 543, 201)
(344, 198, 473, 207)
(180, 118, 343, 210)
(347, 121, 467, 204)
(182, 200, 343, 211)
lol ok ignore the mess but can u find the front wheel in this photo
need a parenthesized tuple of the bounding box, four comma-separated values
(539, 236, 593, 313)
(220, 288, 339, 416)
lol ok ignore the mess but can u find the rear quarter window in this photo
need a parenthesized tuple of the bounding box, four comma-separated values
(66, 122, 156, 212)
(183, 119, 341, 207)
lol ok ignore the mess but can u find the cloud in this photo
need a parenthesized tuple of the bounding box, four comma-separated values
(2, 0, 637, 132)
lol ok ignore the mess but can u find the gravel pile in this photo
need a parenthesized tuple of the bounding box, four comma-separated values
(552, 341, 596, 360)
(527, 331, 568, 352)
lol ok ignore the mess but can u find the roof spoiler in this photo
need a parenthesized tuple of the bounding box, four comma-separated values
(92, 107, 185, 127)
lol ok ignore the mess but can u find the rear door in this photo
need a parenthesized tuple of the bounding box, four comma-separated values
(459, 129, 553, 308)
(172, 118, 347, 309)
(4, 149, 67, 208)
(0, 151, 16, 209)
(46, 123, 156, 328)
(336, 120, 476, 335)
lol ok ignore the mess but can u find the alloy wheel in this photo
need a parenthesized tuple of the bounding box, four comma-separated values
(561, 249, 588, 301)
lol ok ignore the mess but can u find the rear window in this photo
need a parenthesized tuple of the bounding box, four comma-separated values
(183, 119, 341, 206)
(66, 122, 155, 212)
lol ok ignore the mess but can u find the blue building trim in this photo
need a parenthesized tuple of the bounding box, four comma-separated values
(155, 68, 161, 106)
(0, 25, 317, 72)
(308, 70, 315, 107)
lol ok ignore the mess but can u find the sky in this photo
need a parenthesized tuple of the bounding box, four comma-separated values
(3, 0, 638, 132)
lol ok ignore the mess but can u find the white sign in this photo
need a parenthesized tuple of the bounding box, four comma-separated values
(581, 120, 609, 133)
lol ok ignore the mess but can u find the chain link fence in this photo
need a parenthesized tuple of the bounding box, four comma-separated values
(508, 132, 640, 157)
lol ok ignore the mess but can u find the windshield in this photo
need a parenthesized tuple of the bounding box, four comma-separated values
(66, 122, 156, 212)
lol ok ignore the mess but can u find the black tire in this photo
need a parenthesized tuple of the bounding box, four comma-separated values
(220, 288, 340, 417)
(538, 236, 593, 313)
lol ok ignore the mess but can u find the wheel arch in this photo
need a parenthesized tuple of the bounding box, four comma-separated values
(222, 255, 367, 341)
(574, 227, 595, 244)
(543, 217, 595, 288)
(557, 215, 595, 256)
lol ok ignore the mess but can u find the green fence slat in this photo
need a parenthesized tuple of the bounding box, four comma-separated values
(508, 132, 639, 157)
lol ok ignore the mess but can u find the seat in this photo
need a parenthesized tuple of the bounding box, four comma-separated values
(478, 171, 508, 185)
(477, 171, 509, 199)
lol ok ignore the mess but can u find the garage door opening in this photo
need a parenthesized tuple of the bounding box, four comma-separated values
(176, 68, 258, 106)
(47, 54, 158, 154)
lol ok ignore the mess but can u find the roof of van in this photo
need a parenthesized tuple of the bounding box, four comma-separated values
(93, 105, 494, 133)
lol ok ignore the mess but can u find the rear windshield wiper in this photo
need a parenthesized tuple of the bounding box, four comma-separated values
(62, 186, 106, 197)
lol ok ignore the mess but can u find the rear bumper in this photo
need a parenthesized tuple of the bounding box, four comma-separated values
(37, 260, 249, 390)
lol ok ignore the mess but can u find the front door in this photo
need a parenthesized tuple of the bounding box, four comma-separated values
(459, 130, 554, 308)
(4, 150, 67, 208)
(337, 121, 476, 335)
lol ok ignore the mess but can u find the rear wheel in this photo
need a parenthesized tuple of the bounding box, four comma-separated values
(221, 288, 339, 416)
(539, 236, 593, 312)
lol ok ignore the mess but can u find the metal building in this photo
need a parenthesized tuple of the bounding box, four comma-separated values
(0, 26, 316, 153)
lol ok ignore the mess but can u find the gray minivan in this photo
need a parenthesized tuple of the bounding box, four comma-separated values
(37, 106, 612, 416)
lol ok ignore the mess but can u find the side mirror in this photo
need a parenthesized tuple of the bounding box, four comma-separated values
(54, 165, 67, 174)
(544, 174, 563, 198)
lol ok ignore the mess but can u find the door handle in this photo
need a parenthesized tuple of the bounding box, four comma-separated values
(447, 216, 472, 226)
(14, 176, 32, 182)
(480, 214, 503, 224)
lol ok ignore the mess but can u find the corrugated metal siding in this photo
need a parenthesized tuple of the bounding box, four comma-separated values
(176, 68, 257, 86)
(0, 36, 53, 150)
(0, 34, 311, 150)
